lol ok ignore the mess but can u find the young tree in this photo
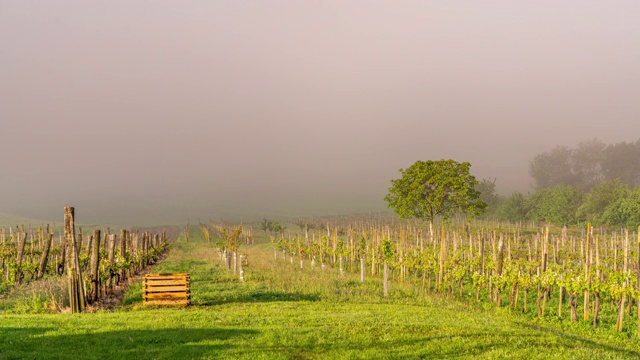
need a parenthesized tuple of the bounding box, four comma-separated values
(384, 159, 487, 232)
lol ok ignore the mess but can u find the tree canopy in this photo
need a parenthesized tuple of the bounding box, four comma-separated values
(529, 138, 640, 190)
(384, 159, 486, 225)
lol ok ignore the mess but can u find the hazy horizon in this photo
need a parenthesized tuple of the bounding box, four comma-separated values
(2, 1, 640, 225)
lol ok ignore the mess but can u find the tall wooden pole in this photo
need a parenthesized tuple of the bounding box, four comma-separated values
(65, 206, 86, 313)
(637, 226, 640, 339)
(90, 230, 101, 303)
(584, 223, 591, 322)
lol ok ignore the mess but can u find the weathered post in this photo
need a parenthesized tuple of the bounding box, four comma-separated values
(37, 231, 53, 279)
(584, 223, 592, 322)
(14, 232, 26, 285)
(107, 234, 116, 290)
(65, 206, 86, 313)
(239, 255, 245, 282)
(90, 230, 101, 303)
(637, 226, 640, 339)
(120, 229, 127, 282)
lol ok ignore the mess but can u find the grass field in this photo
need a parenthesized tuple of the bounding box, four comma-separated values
(1, 227, 640, 359)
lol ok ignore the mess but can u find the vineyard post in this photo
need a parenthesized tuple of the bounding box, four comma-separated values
(90, 230, 101, 303)
(558, 262, 564, 320)
(107, 234, 116, 290)
(584, 223, 592, 322)
(438, 224, 446, 291)
(381, 237, 393, 297)
(120, 229, 127, 282)
(132, 231, 139, 273)
(495, 236, 504, 306)
(77, 227, 83, 256)
(37, 231, 53, 279)
(480, 231, 485, 275)
(14, 232, 26, 285)
(64, 206, 85, 313)
(636, 226, 640, 340)
(85, 232, 93, 258)
(593, 235, 601, 328)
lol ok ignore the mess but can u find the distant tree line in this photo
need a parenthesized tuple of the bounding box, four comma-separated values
(478, 138, 640, 228)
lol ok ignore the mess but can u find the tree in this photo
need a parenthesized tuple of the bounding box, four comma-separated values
(602, 140, 640, 188)
(526, 184, 582, 225)
(600, 187, 640, 228)
(496, 192, 530, 221)
(529, 146, 574, 189)
(576, 179, 629, 225)
(475, 178, 503, 215)
(384, 159, 487, 234)
(571, 139, 606, 191)
(260, 218, 273, 236)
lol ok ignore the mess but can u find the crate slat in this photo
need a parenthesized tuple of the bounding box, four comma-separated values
(143, 273, 190, 306)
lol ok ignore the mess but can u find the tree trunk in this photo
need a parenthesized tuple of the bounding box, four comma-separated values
(570, 293, 578, 322)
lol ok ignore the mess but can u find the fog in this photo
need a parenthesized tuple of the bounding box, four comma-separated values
(2, 1, 639, 224)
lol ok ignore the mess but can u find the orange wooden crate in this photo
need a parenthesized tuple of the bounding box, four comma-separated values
(143, 273, 190, 306)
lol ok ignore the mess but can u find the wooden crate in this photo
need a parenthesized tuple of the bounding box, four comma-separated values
(143, 273, 190, 306)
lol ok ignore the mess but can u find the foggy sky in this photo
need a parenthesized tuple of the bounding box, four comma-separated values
(2, 1, 640, 225)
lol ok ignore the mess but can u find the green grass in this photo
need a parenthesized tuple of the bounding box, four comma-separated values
(1, 228, 640, 359)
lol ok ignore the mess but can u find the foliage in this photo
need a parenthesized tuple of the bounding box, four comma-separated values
(475, 178, 503, 215)
(601, 187, 640, 228)
(529, 145, 575, 190)
(530, 138, 640, 190)
(576, 179, 629, 225)
(496, 192, 530, 221)
(384, 159, 487, 224)
(526, 184, 582, 225)
(260, 218, 284, 236)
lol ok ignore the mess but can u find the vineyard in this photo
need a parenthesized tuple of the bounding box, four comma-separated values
(2, 214, 640, 358)
(0, 207, 178, 311)
(206, 215, 640, 336)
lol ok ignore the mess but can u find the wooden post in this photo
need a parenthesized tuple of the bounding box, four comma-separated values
(584, 223, 591, 322)
(107, 234, 116, 290)
(120, 229, 128, 282)
(438, 223, 446, 289)
(37, 232, 53, 279)
(383, 260, 389, 297)
(77, 227, 84, 256)
(65, 206, 86, 313)
(90, 230, 101, 303)
(239, 255, 245, 282)
(637, 227, 640, 339)
(14, 232, 26, 285)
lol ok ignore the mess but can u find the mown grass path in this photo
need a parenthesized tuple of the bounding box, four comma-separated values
(1, 228, 640, 359)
